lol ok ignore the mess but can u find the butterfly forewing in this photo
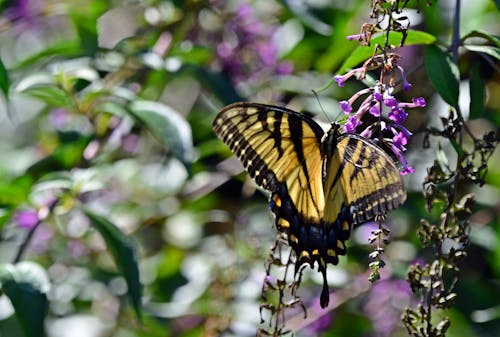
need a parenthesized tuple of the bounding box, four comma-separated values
(213, 102, 326, 222)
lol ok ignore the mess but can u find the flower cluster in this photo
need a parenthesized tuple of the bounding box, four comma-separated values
(334, 54, 426, 175)
(215, 4, 293, 89)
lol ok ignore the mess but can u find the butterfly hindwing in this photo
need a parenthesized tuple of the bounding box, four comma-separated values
(334, 134, 406, 224)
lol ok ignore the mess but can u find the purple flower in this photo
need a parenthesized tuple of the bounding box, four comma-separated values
(373, 91, 383, 101)
(13, 209, 39, 230)
(388, 107, 407, 123)
(384, 96, 398, 108)
(213, 3, 292, 88)
(49, 108, 70, 128)
(276, 62, 294, 75)
(398, 66, 412, 91)
(28, 224, 54, 254)
(339, 100, 352, 113)
(393, 131, 408, 149)
(257, 42, 277, 67)
(369, 103, 380, 117)
(413, 97, 426, 107)
(334, 75, 346, 87)
(363, 279, 412, 337)
(344, 116, 361, 133)
(390, 144, 414, 175)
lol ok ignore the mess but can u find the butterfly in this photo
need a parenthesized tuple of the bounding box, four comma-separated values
(212, 102, 406, 308)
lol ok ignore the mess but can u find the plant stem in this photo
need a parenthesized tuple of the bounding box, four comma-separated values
(451, 0, 461, 62)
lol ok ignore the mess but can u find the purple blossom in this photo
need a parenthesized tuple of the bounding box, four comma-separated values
(276, 62, 294, 75)
(398, 65, 412, 91)
(393, 131, 408, 150)
(213, 3, 291, 87)
(373, 91, 383, 101)
(369, 103, 380, 117)
(384, 96, 398, 108)
(363, 279, 412, 337)
(347, 33, 364, 41)
(388, 107, 407, 123)
(391, 144, 414, 175)
(4, 0, 42, 30)
(49, 108, 70, 128)
(413, 97, 426, 107)
(28, 224, 53, 254)
(13, 209, 39, 230)
(344, 116, 361, 133)
(334, 74, 347, 87)
(339, 100, 352, 113)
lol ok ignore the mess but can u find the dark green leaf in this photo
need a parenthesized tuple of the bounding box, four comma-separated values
(464, 45, 500, 61)
(83, 208, 142, 321)
(338, 30, 436, 74)
(0, 262, 50, 337)
(462, 30, 500, 47)
(181, 64, 243, 105)
(129, 100, 193, 169)
(20, 85, 75, 109)
(68, 1, 107, 55)
(0, 57, 10, 99)
(495, 0, 500, 11)
(469, 63, 485, 119)
(424, 45, 460, 109)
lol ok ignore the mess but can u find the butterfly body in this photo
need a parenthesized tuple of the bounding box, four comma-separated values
(213, 102, 406, 308)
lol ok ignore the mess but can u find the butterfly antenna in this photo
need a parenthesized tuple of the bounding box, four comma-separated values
(312, 89, 343, 123)
(312, 89, 332, 123)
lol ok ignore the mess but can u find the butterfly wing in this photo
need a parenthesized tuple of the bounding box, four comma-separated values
(214, 103, 407, 309)
(335, 134, 406, 223)
(314, 129, 406, 307)
(213, 102, 326, 224)
(322, 132, 406, 253)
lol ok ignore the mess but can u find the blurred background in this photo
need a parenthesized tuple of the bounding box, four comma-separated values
(0, 0, 498, 336)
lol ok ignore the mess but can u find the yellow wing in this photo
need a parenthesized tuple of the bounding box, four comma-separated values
(334, 134, 406, 223)
(213, 102, 326, 224)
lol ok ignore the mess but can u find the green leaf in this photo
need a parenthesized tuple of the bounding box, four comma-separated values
(83, 208, 142, 321)
(464, 45, 500, 61)
(462, 30, 500, 48)
(13, 41, 81, 70)
(0, 262, 50, 337)
(338, 30, 436, 74)
(25, 134, 91, 181)
(128, 100, 193, 169)
(20, 85, 75, 109)
(424, 45, 460, 109)
(469, 63, 485, 119)
(0, 57, 10, 99)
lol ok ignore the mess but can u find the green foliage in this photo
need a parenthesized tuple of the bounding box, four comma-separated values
(0, 262, 50, 337)
(424, 45, 460, 109)
(83, 209, 143, 321)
